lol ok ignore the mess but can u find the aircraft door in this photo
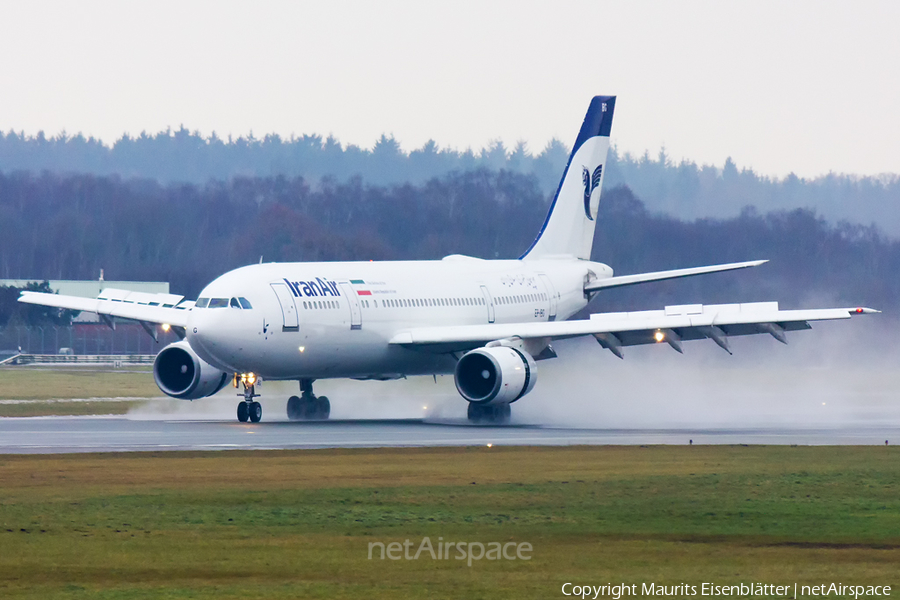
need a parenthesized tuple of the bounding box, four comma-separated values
(479, 285, 495, 323)
(337, 282, 362, 330)
(270, 282, 299, 330)
(538, 274, 557, 321)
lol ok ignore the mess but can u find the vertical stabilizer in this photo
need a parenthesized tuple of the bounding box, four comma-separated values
(520, 96, 616, 260)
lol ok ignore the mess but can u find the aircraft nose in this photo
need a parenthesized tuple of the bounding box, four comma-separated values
(186, 308, 228, 362)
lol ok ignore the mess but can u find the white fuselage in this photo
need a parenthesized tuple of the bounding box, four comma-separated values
(186, 256, 612, 380)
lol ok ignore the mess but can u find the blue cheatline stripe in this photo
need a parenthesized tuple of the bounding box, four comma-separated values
(518, 95, 616, 260)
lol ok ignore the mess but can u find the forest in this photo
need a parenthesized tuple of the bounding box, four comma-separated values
(0, 167, 897, 329)
(1, 128, 898, 235)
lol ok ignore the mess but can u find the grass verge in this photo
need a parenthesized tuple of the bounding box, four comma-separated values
(0, 367, 159, 416)
(0, 445, 898, 599)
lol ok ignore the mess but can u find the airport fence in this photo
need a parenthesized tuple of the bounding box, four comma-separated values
(0, 324, 181, 356)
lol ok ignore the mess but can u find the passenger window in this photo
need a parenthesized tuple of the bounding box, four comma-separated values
(208, 298, 229, 308)
(239, 297, 252, 309)
(230, 298, 241, 309)
(195, 298, 210, 308)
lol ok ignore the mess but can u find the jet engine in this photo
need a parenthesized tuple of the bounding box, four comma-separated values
(153, 340, 230, 400)
(454, 346, 537, 405)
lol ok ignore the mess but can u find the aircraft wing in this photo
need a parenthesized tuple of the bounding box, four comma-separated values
(18, 288, 192, 329)
(389, 302, 878, 356)
(585, 260, 767, 292)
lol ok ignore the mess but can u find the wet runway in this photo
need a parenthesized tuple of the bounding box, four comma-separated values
(1, 416, 897, 454)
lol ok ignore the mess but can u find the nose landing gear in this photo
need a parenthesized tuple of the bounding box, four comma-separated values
(235, 373, 262, 423)
(287, 379, 330, 421)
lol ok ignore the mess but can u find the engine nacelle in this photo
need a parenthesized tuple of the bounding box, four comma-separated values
(454, 346, 537, 405)
(153, 341, 230, 400)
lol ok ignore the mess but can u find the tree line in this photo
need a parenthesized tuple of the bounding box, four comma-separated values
(2, 128, 898, 235)
(0, 169, 896, 328)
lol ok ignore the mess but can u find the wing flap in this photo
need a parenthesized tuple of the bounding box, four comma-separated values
(389, 301, 875, 352)
(18, 291, 191, 327)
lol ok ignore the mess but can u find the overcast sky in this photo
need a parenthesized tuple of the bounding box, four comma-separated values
(1, 0, 897, 178)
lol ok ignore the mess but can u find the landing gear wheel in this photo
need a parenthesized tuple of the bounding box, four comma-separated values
(287, 380, 332, 421)
(467, 403, 511, 425)
(468, 403, 493, 424)
(301, 395, 318, 419)
(494, 403, 511, 424)
(315, 396, 331, 420)
(287, 396, 302, 420)
(236, 376, 261, 422)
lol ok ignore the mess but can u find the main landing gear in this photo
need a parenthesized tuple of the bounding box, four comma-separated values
(236, 373, 262, 423)
(287, 379, 330, 421)
(467, 403, 511, 425)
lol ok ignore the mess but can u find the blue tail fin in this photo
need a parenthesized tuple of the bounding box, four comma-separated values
(520, 96, 616, 260)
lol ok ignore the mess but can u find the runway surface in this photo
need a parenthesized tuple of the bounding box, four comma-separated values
(1, 416, 898, 454)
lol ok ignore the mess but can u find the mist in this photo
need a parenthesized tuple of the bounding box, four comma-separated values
(514, 318, 900, 430)
(128, 314, 899, 430)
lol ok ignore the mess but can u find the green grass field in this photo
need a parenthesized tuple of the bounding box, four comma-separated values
(0, 367, 159, 416)
(1, 446, 897, 599)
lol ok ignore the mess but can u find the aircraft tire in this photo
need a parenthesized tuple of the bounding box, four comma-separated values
(467, 403, 510, 425)
(296, 396, 311, 419)
(287, 396, 302, 420)
(467, 403, 486, 424)
(316, 396, 331, 420)
(237, 402, 250, 422)
(494, 404, 511, 424)
(249, 401, 262, 423)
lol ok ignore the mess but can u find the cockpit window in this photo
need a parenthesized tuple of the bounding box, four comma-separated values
(230, 297, 241, 309)
(238, 297, 253, 309)
(208, 298, 229, 308)
(195, 298, 210, 308)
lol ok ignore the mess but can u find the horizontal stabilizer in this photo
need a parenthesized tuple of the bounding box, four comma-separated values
(585, 260, 768, 292)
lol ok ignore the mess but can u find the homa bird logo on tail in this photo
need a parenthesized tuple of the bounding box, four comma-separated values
(582, 165, 603, 220)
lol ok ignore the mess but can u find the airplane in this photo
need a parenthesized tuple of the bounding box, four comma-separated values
(19, 96, 877, 425)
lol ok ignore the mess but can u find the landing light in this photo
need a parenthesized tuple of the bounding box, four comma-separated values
(654, 330, 665, 343)
(241, 372, 257, 386)
(486, 443, 493, 448)
(161, 323, 171, 332)
(298, 346, 305, 353)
